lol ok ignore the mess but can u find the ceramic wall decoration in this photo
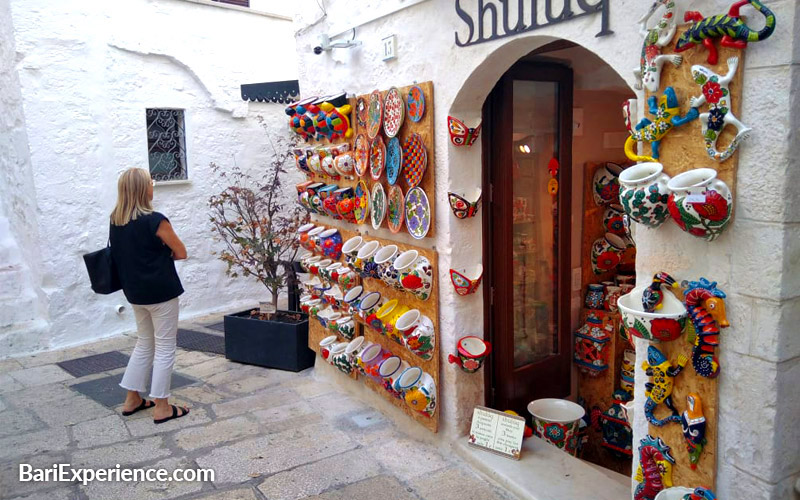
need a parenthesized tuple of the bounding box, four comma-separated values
(319, 335, 338, 360)
(311, 104, 333, 142)
(684, 277, 729, 378)
(642, 272, 679, 312)
(331, 343, 355, 374)
(375, 299, 409, 342)
(343, 285, 365, 316)
(676, 2, 776, 65)
(399, 369, 437, 418)
(404, 186, 431, 239)
(354, 134, 369, 177)
(527, 399, 585, 456)
(377, 356, 409, 399)
(326, 312, 343, 333)
(357, 291, 384, 322)
(387, 185, 405, 234)
(374, 244, 402, 290)
(635, 435, 675, 500)
(619, 162, 672, 228)
(335, 316, 356, 341)
(370, 183, 386, 230)
(355, 96, 368, 129)
(286, 96, 318, 140)
(449, 265, 483, 296)
(356, 240, 381, 279)
(654, 488, 696, 500)
(336, 197, 357, 223)
(681, 392, 707, 470)
(602, 204, 627, 236)
(590, 233, 627, 274)
(407, 85, 425, 123)
(591, 390, 633, 459)
(367, 90, 383, 140)
(293, 149, 311, 175)
(618, 285, 687, 341)
(383, 87, 405, 138)
(341, 236, 364, 270)
(592, 163, 623, 206)
(573, 313, 613, 376)
(643, 345, 688, 427)
(323, 195, 341, 220)
(585, 284, 605, 309)
(634, 0, 682, 92)
(356, 342, 385, 378)
(402, 133, 428, 188)
(321, 101, 353, 141)
(334, 153, 355, 178)
(297, 222, 315, 246)
(354, 180, 370, 224)
(395, 309, 435, 360)
(624, 86, 699, 163)
(307, 149, 323, 175)
(304, 226, 325, 253)
(337, 267, 357, 293)
(689, 58, 751, 161)
(447, 116, 481, 146)
(385, 137, 403, 185)
(393, 249, 433, 301)
(319, 262, 341, 284)
(667, 168, 733, 240)
(319, 228, 343, 260)
(369, 135, 386, 181)
(448, 188, 481, 219)
(447, 335, 491, 373)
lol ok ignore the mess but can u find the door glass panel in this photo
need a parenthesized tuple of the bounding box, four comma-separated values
(511, 80, 559, 368)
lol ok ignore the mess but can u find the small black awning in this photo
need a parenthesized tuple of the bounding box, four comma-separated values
(240, 80, 300, 103)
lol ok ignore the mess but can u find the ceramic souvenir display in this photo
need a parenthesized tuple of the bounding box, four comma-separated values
(319, 228, 343, 260)
(392, 249, 433, 301)
(375, 299, 409, 342)
(633, 0, 682, 92)
(592, 163, 623, 206)
(383, 87, 404, 138)
(370, 135, 386, 180)
(367, 90, 383, 139)
(354, 134, 369, 177)
(341, 236, 364, 270)
(377, 356, 409, 399)
(356, 342, 384, 378)
(619, 162, 672, 228)
(297, 223, 316, 247)
(642, 345, 687, 427)
(602, 204, 626, 236)
(373, 244, 400, 289)
(590, 233, 627, 274)
(447, 335, 491, 373)
(355, 96, 368, 129)
(319, 335, 338, 360)
(387, 185, 405, 234)
(676, 2, 775, 65)
(343, 285, 365, 316)
(447, 116, 481, 146)
(624, 86, 700, 163)
(307, 149, 323, 175)
(331, 343, 355, 374)
(527, 399, 585, 456)
(667, 168, 733, 241)
(681, 392, 707, 470)
(402, 133, 427, 188)
(354, 180, 370, 224)
(321, 101, 353, 141)
(406, 85, 425, 123)
(449, 265, 482, 296)
(305, 226, 325, 253)
(654, 488, 695, 500)
(635, 435, 675, 500)
(618, 285, 687, 341)
(356, 240, 381, 279)
(370, 182, 386, 230)
(398, 368, 437, 417)
(385, 137, 403, 185)
(606, 286, 622, 312)
(642, 272, 678, 312)
(334, 153, 355, 178)
(585, 284, 605, 310)
(573, 313, 613, 376)
(448, 188, 481, 219)
(357, 291, 383, 322)
(404, 186, 431, 239)
(323, 196, 341, 220)
(684, 277, 729, 378)
(591, 390, 633, 459)
(395, 309, 435, 360)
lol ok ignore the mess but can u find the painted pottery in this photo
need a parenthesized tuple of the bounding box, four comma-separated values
(354, 133, 369, 177)
(602, 204, 626, 236)
(383, 87, 404, 138)
(321, 151, 338, 178)
(618, 285, 687, 341)
(319, 228, 343, 260)
(573, 313, 612, 376)
(323, 287, 343, 310)
(667, 167, 733, 241)
(375, 299, 409, 342)
(357, 291, 383, 322)
(393, 366, 422, 394)
(335, 316, 356, 340)
(342, 236, 364, 270)
(448, 188, 481, 219)
(447, 116, 481, 146)
(323, 196, 341, 219)
(370, 182, 386, 230)
(302, 296, 320, 315)
(528, 398, 585, 456)
(367, 90, 382, 139)
(449, 265, 483, 296)
(590, 233, 627, 274)
(307, 149, 323, 175)
(370, 135, 386, 181)
(293, 148, 311, 175)
(318, 184, 338, 200)
(402, 371, 436, 417)
(343, 285, 365, 316)
(356, 240, 381, 279)
(385, 137, 403, 185)
(307, 299, 323, 319)
(337, 268, 357, 293)
(326, 312, 343, 334)
(606, 286, 623, 312)
(317, 307, 336, 329)
(592, 162, 623, 206)
(306, 226, 326, 254)
(319, 335, 338, 360)
(394, 309, 435, 360)
(404, 186, 431, 239)
(354, 180, 370, 224)
(654, 488, 695, 500)
(336, 197, 357, 223)
(355, 97, 368, 129)
(373, 244, 400, 289)
(585, 284, 605, 310)
(330, 343, 354, 374)
(297, 222, 315, 246)
(334, 153, 355, 178)
(377, 356, 409, 399)
(619, 162, 671, 228)
(392, 249, 433, 301)
(402, 133, 427, 187)
(387, 185, 405, 234)
(344, 336, 367, 363)
(357, 342, 385, 379)
(616, 274, 635, 287)
(447, 335, 491, 373)
(406, 85, 425, 123)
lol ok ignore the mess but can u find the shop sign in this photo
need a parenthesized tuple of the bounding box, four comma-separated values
(454, 0, 612, 47)
(468, 406, 526, 460)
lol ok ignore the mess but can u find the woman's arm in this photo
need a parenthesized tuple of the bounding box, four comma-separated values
(156, 220, 187, 260)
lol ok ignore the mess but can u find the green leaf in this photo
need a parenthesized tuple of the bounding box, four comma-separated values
(678, 202, 702, 226)
(633, 318, 650, 339)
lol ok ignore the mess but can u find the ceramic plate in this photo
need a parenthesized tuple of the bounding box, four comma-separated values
(354, 180, 370, 225)
(385, 137, 403, 185)
(383, 87, 405, 138)
(387, 185, 405, 233)
(407, 85, 425, 123)
(356, 97, 368, 129)
(367, 90, 383, 140)
(370, 135, 386, 181)
(402, 133, 428, 188)
(404, 186, 431, 239)
(354, 134, 369, 177)
(370, 183, 386, 230)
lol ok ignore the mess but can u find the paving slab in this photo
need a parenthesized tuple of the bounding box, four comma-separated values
(0, 358, 24, 374)
(29, 393, 115, 427)
(0, 373, 24, 393)
(0, 426, 70, 462)
(0, 409, 43, 438)
(125, 407, 210, 437)
(72, 414, 131, 448)
(219, 372, 298, 394)
(0, 453, 69, 498)
(4, 486, 78, 500)
(286, 377, 339, 399)
(305, 391, 369, 418)
(303, 475, 419, 500)
(171, 385, 228, 404)
(178, 357, 239, 380)
(192, 487, 261, 500)
(0, 396, 6, 413)
(174, 416, 260, 451)
(71, 436, 170, 469)
(80, 456, 206, 500)
(211, 388, 302, 419)
(174, 350, 216, 368)
(410, 467, 515, 500)
(367, 436, 450, 482)
(250, 400, 314, 424)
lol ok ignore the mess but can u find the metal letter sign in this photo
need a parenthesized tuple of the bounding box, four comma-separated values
(454, 0, 612, 47)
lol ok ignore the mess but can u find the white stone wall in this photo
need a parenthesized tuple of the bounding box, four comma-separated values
(3, 0, 299, 356)
(293, 0, 800, 496)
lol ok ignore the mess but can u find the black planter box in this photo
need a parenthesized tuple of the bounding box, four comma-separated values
(223, 309, 315, 372)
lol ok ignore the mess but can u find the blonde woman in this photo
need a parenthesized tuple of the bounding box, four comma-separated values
(110, 168, 189, 424)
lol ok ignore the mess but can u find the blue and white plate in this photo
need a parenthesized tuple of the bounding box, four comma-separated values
(386, 137, 403, 185)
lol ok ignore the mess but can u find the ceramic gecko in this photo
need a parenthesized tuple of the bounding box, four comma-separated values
(643, 345, 688, 427)
(676, 0, 776, 65)
(624, 86, 698, 163)
(684, 278, 729, 378)
(310, 104, 334, 141)
(642, 272, 679, 313)
(634, 0, 683, 92)
(321, 102, 353, 140)
(689, 57, 751, 162)
(286, 103, 317, 140)
(635, 435, 675, 500)
(681, 392, 707, 470)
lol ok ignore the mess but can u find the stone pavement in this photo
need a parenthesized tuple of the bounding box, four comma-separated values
(0, 316, 518, 500)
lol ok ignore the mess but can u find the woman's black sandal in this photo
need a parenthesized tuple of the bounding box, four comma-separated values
(154, 405, 189, 424)
(122, 399, 154, 416)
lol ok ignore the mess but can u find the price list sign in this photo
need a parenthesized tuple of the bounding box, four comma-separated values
(467, 406, 526, 460)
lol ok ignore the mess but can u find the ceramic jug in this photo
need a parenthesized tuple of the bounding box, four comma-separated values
(667, 167, 733, 241)
(377, 356, 409, 399)
(341, 236, 364, 271)
(618, 162, 671, 228)
(356, 240, 381, 279)
(392, 250, 433, 301)
(394, 309, 435, 360)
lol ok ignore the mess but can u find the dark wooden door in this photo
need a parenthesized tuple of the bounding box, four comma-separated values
(483, 63, 573, 416)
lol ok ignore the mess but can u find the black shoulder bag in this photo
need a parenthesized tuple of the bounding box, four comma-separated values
(83, 239, 121, 294)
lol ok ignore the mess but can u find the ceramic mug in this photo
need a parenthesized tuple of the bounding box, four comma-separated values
(337, 268, 358, 293)
(342, 236, 364, 271)
(337, 197, 357, 223)
(377, 356, 409, 399)
(373, 244, 400, 289)
(448, 336, 491, 373)
(592, 162, 623, 206)
(357, 342, 385, 378)
(316, 307, 336, 328)
(300, 295, 316, 314)
(394, 309, 435, 360)
(356, 240, 381, 279)
(319, 228, 343, 260)
(297, 223, 316, 247)
(667, 167, 733, 241)
(306, 226, 326, 254)
(301, 255, 321, 274)
(335, 316, 356, 340)
(357, 291, 383, 322)
(326, 312, 343, 334)
(329, 343, 351, 371)
(323, 196, 341, 220)
(618, 162, 671, 228)
(602, 204, 626, 236)
(590, 233, 627, 275)
(374, 299, 409, 341)
(307, 299, 323, 319)
(392, 250, 434, 301)
(310, 258, 332, 277)
(332, 337, 365, 375)
(398, 369, 437, 418)
(343, 285, 365, 316)
(319, 335, 338, 360)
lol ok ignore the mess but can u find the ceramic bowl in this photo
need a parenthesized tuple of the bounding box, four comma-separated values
(617, 286, 687, 342)
(527, 398, 586, 456)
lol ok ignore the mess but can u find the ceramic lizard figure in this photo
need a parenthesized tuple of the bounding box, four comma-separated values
(689, 57, 751, 162)
(676, 0, 777, 65)
(634, 0, 683, 92)
(642, 345, 688, 427)
(624, 86, 698, 163)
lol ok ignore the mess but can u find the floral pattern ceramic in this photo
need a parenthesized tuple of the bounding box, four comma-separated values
(402, 133, 427, 188)
(406, 85, 425, 123)
(354, 181, 370, 225)
(592, 162, 623, 205)
(619, 162, 671, 228)
(404, 187, 431, 239)
(393, 250, 433, 301)
(354, 134, 369, 177)
(370, 182, 386, 230)
(385, 137, 402, 185)
(387, 185, 405, 234)
(667, 168, 732, 241)
(602, 204, 626, 236)
(395, 309, 435, 360)
(383, 87, 404, 138)
(591, 233, 627, 275)
(355, 97, 368, 129)
(528, 399, 585, 456)
(370, 135, 386, 181)
(367, 90, 382, 140)
(334, 153, 355, 178)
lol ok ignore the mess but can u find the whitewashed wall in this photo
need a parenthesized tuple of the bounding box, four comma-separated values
(2, 0, 299, 356)
(293, 0, 800, 497)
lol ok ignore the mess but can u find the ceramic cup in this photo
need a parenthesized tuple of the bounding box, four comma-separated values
(374, 299, 409, 341)
(332, 337, 366, 375)
(401, 370, 436, 418)
(307, 299, 323, 319)
(326, 312, 343, 334)
(335, 316, 356, 340)
(337, 267, 358, 293)
(325, 263, 344, 285)
(667, 167, 733, 241)
(392, 250, 434, 301)
(316, 307, 336, 329)
(602, 204, 626, 236)
(357, 291, 383, 322)
(527, 398, 586, 456)
(605, 286, 623, 313)
(618, 162, 671, 228)
(342, 235, 364, 271)
(343, 285, 365, 316)
(447, 335, 491, 373)
(300, 295, 316, 314)
(319, 335, 338, 360)
(310, 258, 332, 277)
(373, 244, 400, 289)
(329, 343, 352, 372)
(592, 162, 623, 206)
(585, 284, 605, 310)
(590, 233, 627, 275)
(297, 223, 316, 247)
(377, 356, 409, 399)
(394, 309, 435, 360)
(337, 198, 357, 223)
(306, 226, 326, 253)
(357, 342, 385, 379)
(319, 228, 343, 260)
(301, 255, 321, 274)
(356, 240, 381, 279)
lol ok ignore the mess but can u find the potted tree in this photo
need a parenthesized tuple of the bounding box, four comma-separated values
(209, 128, 314, 372)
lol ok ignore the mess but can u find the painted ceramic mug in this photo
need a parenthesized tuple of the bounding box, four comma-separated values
(447, 336, 491, 373)
(373, 244, 400, 289)
(335, 316, 356, 340)
(528, 398, 586, 456)
(618, 162, 671, 228)
(337, 268, 358, 293)
(374, 299, 409, 341)
(297, 223, 316, 247)
(357, 342, 385, 379)
(310, 258, 332, 277)
(306, 226, 326, 254)
(326, 312, 343, 334)
(319, 335, 338, 360)
(394, 309, 435, 360)
(307, 299, 323, 319)
(319, 228, 343, 260)
(357, 291, 383, 323)
(398, 369, 437, 418)
(329, 343, 352, 373)
(343, 285, 365, 316)
(356, 240, 381, 279)
(602, 204, 626, 236)
(323, 196, 341, 220)
(337, 197, 357, 223)
(667, 167, 733, 241)
(341, 236, 364, 271)
(377, 356, 409, 399)
(592, 162, 623, 206)
(590, 233, 627, 275)
(301, 255, 321, 273)
(392, 250, 434, 301)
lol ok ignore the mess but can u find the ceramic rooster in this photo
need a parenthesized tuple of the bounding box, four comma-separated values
(642, 272, 678, 313)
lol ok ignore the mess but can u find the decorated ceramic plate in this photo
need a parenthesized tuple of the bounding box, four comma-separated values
(402, 133, 428, 188)
(354, 180, 370, 225)
(385, 137, 403, 185)
(367, 90, 383, 140)
(405, 186, 431, 239)
(407, 85, 425, 123)
(370, 135, 386, 181)
(370, 182, 386, 230)
(354, 134, 369, 177)
(383, 87, 405, 138)
(356, 97, 368, 129)
(387, 185, 405, 234)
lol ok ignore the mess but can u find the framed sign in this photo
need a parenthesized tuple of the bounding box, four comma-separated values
(467, 406, 526, 460)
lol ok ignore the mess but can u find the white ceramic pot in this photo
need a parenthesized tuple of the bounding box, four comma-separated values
(319, 335, 338, 361)
(377, 356, 409, 399)
(306, 226, 327, 253)
(356, 240, 381, 279)
(527, 398, 586, 456)
(619, 162, 671, 228)
(335, 316, 356, 340)
(617, 286, 687, 342)
(373, 244, 401, 289)
(327, 342, 347, 365)
(592, 162, 623, 206)
(395, 309, 435, 360)
(667, 167, 733, 241)
(343, 285, 365, 316)
(342, 235, 364, 271)
(392, 249, 433, 301)
(357, 291, 383, 322)
(357, 342, 384, 378)
(654, 488, 695, 500)
(403, 371, 436, 417)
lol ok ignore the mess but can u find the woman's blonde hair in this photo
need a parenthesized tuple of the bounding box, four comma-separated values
(111, 168, 153, 226)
